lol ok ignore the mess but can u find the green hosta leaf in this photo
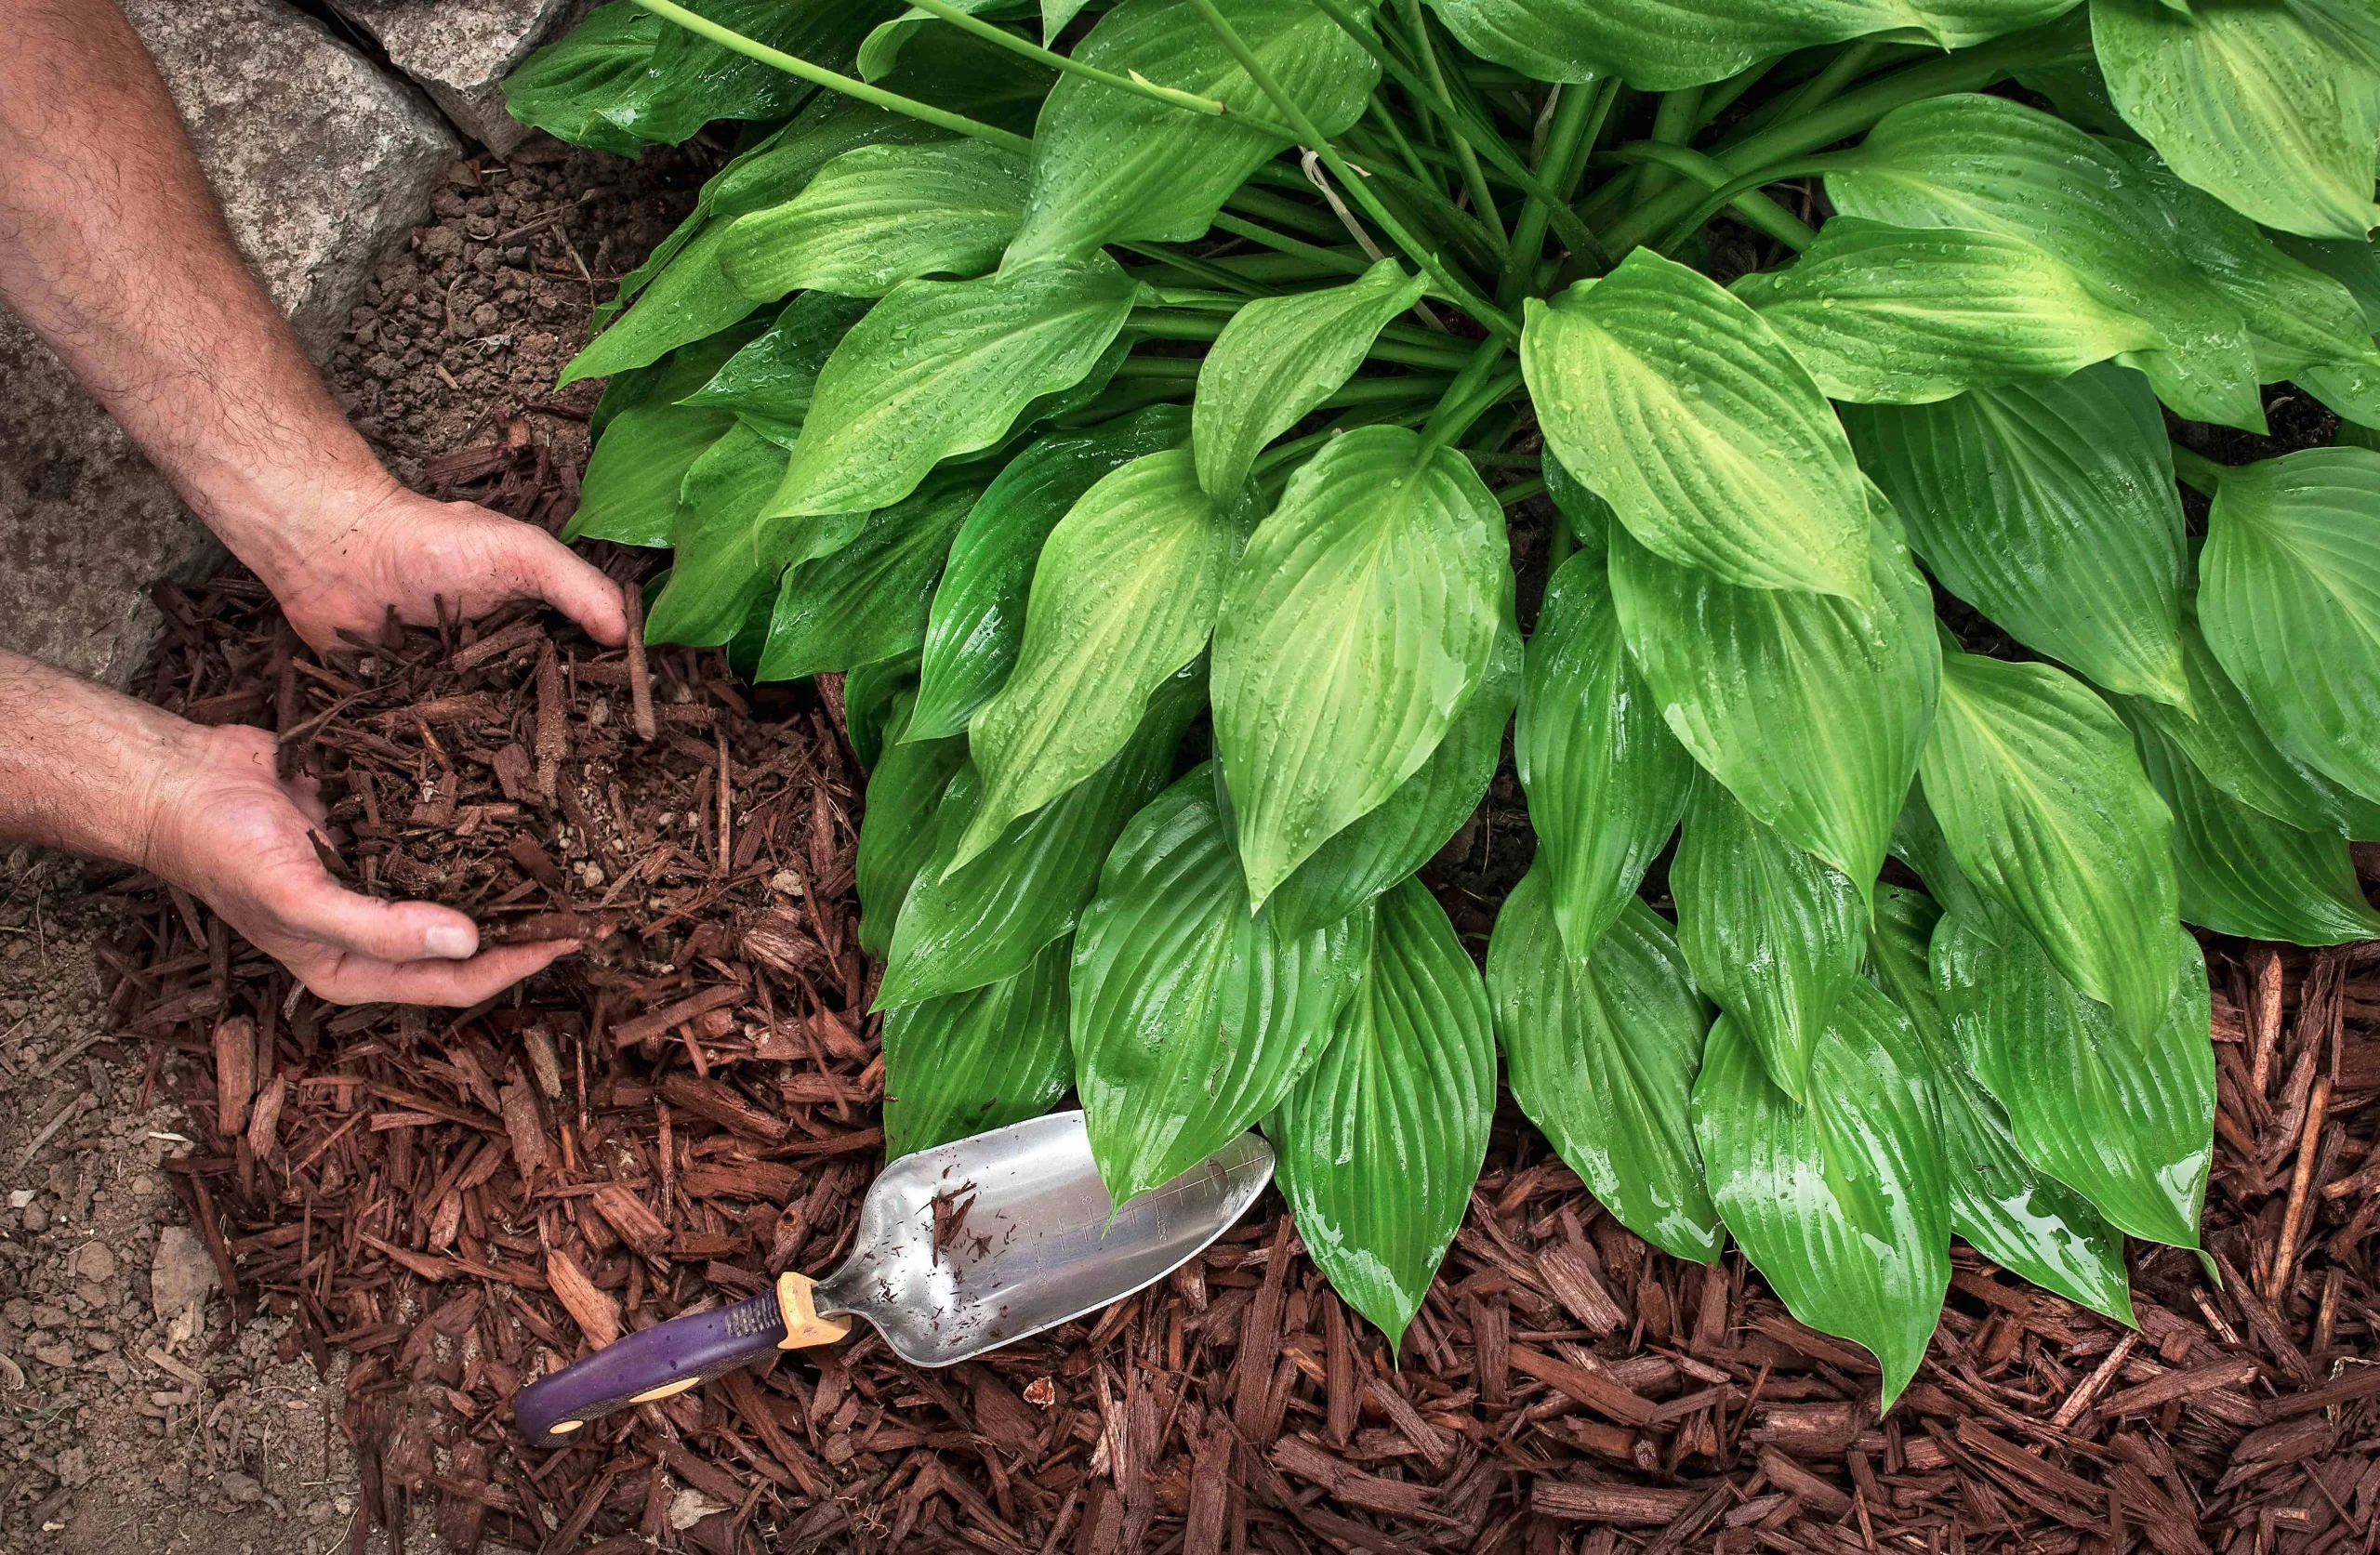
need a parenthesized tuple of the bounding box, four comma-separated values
(2281, 0, 2380, 72)
(1830, 92, 2266, 429)
(880, 669, 1201, 1006)
(1692, 979, 1950, 1410)
(1841, 363, 2189, 706)
(502, 2, 665, 156)
(1673, 779, 1867, 1104)
(956, 450, 1245, 865)
(756, 473, 981, 681)
(882, 933, 1075, 1159)
(1071, 767, 1368, 1204)
(1514, 548, 1692, 960)
(1865, 889, 2134, 1326)
(720, 140, 1030, 303)
(1005, 0, 1378, 264)
(2130, 715, 2380, 944)
(2200, 448, 2380, 804)
(1934, 912, 2213, 1249)
(1609, 513, 1939, 892)
(2122, 609, 2380, 837)
(910, 407, 1192, 743)
(856, 0, 1023, 82)
(628, 0, 898, 145)
(1272, 877, 1495, 1348)
(1267, 612, 1521, 941)
(589, 321, 765, 441)
(856, 695, 969, 960)
(1423, 0, 2079, 89)
(2094, 0, 2380, 241)
(844, 652, 921, 770)
(1541, 453, 1615, 560)
(1212, 425, 1510, 908)
(1044, 0, 1092, 36)
(1522, 250, 1871, 601)
(1193, 258, 1428, 501)
(1890, 785, 2000, 929)
(564, 404, 734, 546)
(645, 427, 796, 646)
(767, 255, 1140, 518)
(681, 293, 876, 447)
(1918, 648, 2178, 1047)
(1734, 217, 2162, 403)
(1488, 871, 1721, 1263)
(561, 221, 762, 387)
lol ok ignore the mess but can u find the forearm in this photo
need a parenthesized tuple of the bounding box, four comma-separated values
(0, 0, 394, 582)
(0, 648, 190, 870)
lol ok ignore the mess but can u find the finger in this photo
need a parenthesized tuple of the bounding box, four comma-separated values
(272, 872, 483, 964)
(501, 524, 628, 647)
(307, 941, 577, 1008)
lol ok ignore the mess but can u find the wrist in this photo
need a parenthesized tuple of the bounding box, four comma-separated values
(0, 651, 215, 872)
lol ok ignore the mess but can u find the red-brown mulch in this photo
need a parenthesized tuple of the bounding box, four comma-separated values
(99, 423, 2380, 1555)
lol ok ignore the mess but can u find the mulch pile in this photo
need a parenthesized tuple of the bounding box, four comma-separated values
(95, 417, 2380, 1555)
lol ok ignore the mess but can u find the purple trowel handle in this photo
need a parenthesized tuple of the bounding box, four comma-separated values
(514, 1290, 787, 1448)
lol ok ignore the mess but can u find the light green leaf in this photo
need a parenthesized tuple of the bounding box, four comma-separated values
(910, 406, 1192, 743)
(720, 140, 1030, 303)
(1841, 362, 2189, 706)
(681, 292, 876, 448)
(2129, 715, 2380, 944)
(2200, 447, 2380, 804)
(1934, 912, 2213, 1249)
(1266, 612, 1521, 941)
(1005, 0, 1378, 264)
(645, 427, 796, 646)
(1917, 648, 2178, 1047)
(2094, 0, 2380, 241)
(1865, 888, 2134, 1326)
(1735, 217, 2162, 403)
(1673, 779, 1868, 1104)
(1830, 92, 2267, 429)
(1523, 250, 1871, 600)
(1692, 979, 1950, 1410)
(2120, 607, 2380, 837)
(1273, 877, 1496, 1349)
(1424, 0, 2080, 89)
(1488, 871, 1721, 1264)
(2281, 0, 2380, 72)
(564, 404, 734, 547)
(882, 933, 1076, 1159)
(1193, 258, 1428, 501)
(561, 222, 763, 388)
(1514, 548, 1692, 961)
(756, 473, 981, 681)
(879, 668, 1201, 1006)
(1608, 513, 1939, 892)
(1212, 425, 1510, 908)
(1071, 766, 1368, 1204)
(1045, 0, 1093, 37)
(767, 255, 1140, 518)
(855, 694, 969, 961)
(957, 449, 1245, 866)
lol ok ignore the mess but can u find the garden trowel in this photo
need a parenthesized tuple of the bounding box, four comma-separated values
(514, 1111, 1272, 1447)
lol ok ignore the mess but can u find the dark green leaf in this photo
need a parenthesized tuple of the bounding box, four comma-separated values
(645, 426, 796, 646)
(1212, 425, 1511, 908)
(501, 2, 666, 156)
(1488, 870, 1721, 1263)
(1071, 765, 1368, 1204)
(721, 140, 1030, 302)
(856, 694, 970, 960)
(1934, 911, 2213, 1249)
(1692, 979, 1950, 1409)
(627, 0, 898, 145)
(1841, 362, 2190, 706)
(1273, 877, 1496, 1348)
(681, 292, 876, 446)
(844, 652, 922, 770)
(1515, 547, 1692, 961)
(563, 405, 734, 547)
(756, 472, 981, 681)
(882, 933, 1075, 1159)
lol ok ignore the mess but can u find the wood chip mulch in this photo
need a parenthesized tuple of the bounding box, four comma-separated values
(94, 426, 2380, 1555)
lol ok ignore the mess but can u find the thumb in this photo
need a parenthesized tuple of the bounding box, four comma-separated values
(508, 527, 628, 647)
(276, 871, 482, 963)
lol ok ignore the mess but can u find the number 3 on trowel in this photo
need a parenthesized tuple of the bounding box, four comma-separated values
(513, 1111, 1273, 1446)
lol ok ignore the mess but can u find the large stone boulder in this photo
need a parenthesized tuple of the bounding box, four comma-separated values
(333, 0, 591, 155)
(0, 0, 455, 687)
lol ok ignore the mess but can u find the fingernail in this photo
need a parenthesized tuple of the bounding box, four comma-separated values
(425, 924, 476, 959)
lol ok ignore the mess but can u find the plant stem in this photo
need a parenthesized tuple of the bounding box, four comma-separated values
(1119, 243, 1270, 296)
(1212, 213, 1374, 275)
(1695, 57, 1782, 130)
(1398, 0, 1506, 252)
(1225, 185, 1350, 243)
(627, 0, 1032, 154)
(1637, 85, 1704, 199)
(1605, 143, 1818, 250)
(1186, 0, 1518, 338)
(1498, 80, 1598, 304)
(2169, 443, 2227, 495)
(1648, 152, 1862, 252)
(1498, 474, 1550, 508)
(1417, 338, 1517, 462)
(1772, 38, 1887, 124)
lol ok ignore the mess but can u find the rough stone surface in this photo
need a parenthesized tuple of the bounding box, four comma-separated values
(0, 0, 456, 687)
(334, 0, 592, 153)
(147, 1226, 218, 1324)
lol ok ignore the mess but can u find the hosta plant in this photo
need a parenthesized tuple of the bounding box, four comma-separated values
(510, 0, 2380, 1403)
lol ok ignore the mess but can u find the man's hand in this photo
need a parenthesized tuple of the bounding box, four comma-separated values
(258, 478, 628, 656)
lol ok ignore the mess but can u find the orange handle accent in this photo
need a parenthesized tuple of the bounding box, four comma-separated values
(775, 1272, 852, 1350)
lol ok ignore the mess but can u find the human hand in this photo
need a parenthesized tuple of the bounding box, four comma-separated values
(250, 475, 628, 655)
(145, 724, 575, 1006)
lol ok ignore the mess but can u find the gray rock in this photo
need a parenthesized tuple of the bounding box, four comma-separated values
(333, 0, 592, 154)
(149, 1225, 218, 1323)
(0, 0, 456, 688)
